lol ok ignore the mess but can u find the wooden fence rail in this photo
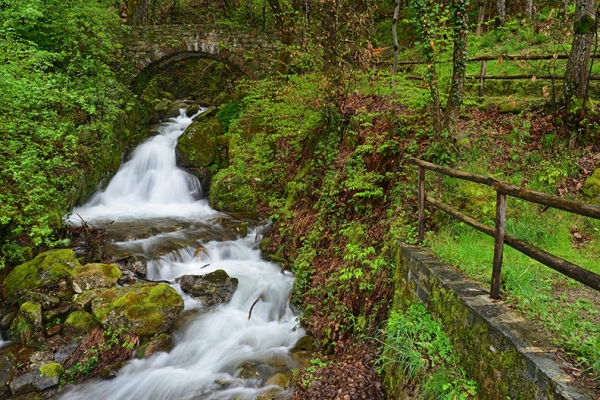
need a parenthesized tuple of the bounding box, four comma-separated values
(407, 157, 600, 299)
(394, 53, 600, 95)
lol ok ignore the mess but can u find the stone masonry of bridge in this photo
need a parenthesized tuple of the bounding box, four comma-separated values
(124, 24, 281, 85)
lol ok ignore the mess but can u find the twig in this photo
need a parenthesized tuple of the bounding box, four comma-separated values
(248, 295, 263, 320)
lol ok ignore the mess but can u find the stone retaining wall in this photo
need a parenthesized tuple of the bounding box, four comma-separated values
(391, 244, 595, 400)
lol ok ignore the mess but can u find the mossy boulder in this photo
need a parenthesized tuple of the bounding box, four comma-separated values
(180, 270, 239, 306)
(0, 353, 17, 397)
(136, 333, 173, 359)
(582, 168, 600, 200)
(9, 362, 62, 395)
(72, 263, 121, 293)
(9, 302, 44, 348)
(91, 283, 184, 337)
(63, 311, 100, 337)
(73, 288, 106, 311)
(3, 249, 80, 305)
(176, 117, 223, 169)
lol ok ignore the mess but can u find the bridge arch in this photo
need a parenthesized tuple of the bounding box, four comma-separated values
(124, 25, 280, 91)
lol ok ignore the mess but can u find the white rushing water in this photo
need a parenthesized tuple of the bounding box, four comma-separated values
(63, 110, 304, 400)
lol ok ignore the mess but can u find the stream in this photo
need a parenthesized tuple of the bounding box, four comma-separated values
(61, 109, 304, 399)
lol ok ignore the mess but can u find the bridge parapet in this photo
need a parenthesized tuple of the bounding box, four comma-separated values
(124, 24, 281, 83)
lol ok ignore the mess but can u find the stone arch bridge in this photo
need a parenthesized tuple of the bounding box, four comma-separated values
(124, 24, 281, 89)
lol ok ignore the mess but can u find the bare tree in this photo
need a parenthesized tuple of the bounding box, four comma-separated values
(444, 0, 469, 137)
(392, 0, 400, 75)
(476, 0, 488, 35)
(525, 0, 533, 20)
(564, 0, 597, 102)
(496, 0, 506, 26)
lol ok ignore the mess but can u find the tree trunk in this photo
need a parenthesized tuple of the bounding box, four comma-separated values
(476, 0, 488, 36)
(525, 0, 533, 20)
(392, 0, 400, 75)
(444, 0, 469, 137)
(128, 0, 150, 26)
(496, 0, 506, 27)
(564, 0, 597, 102)
(267, 0, 302, 74)
(321, 0, 339, 72)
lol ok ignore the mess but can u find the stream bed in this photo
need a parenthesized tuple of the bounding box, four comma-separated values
(60, 109, 304, 400)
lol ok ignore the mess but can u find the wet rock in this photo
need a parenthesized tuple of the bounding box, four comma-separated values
(0, 311, 17, 333)
(9, 302, 44, 348)
(3, 249, 80, 305)
(186, 104, 200, 117)
(192, 106, 218, 122)
(96, 361, 126, 380)
(180, 270, 239, 306)
(176, 114, 223, 170)
(121, 255, 148, 278)
(54, 339, 81, 364)
(91, 283, 184, 337)
(63, 311, 100, 337)
(73, 288, 107, 312)
(72, 263, 121, 293)
(29, 351, 54, 369)
(21, 292, 60, 310)
(43, 303, 73, 322)
(0, 353, 17, 397)
(9, 362, 63, 395)
(168, 101, 188, 119)
(136, 333, 172, 359)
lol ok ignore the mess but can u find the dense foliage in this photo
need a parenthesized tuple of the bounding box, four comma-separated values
(0, 0, 134, 267)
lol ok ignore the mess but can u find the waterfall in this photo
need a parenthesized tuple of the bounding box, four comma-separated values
(62, 110, 303, 400)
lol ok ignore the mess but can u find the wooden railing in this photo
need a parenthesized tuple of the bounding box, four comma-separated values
(395, 53, 600, 96)
(407, 157, 600, 299)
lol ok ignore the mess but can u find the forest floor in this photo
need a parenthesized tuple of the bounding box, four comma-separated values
(288, 92, 600, 398)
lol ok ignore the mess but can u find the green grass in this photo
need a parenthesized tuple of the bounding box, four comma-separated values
(378, 303, 478, 399)
(428, 194, 600, 380)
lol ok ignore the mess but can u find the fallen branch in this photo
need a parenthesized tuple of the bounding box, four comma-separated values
(248, 295, 263, 320)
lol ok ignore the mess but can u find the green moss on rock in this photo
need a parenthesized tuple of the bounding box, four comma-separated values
(39, 363, 64, 378)
(582, 168, 600, 199)
(63, 311, 100, 336)
(176, 118, 223, 168)
(91, 283, 184, 337)
(3, 249, 79, 304)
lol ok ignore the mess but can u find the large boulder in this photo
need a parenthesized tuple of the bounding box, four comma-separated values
(176, 117, 223, 169)
(63, 311, 100, 337)
(9, 302, 45, 348)
(0, 353, 17, 397)
(72, 263, 121, 293)
(91, 283, 184, 337)
(9, 362, 63, 396)
(180, 270, 239, 306)
(582, 168, 600, 200)
(3, 249, 80, 305)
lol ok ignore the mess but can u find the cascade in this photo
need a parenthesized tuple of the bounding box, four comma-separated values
(62, 110, 303, 400)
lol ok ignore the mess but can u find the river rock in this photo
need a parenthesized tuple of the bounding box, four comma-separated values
(121, 255, 148, 278)
(73, 288, 106, 311)
(176, 115, 222, 169)
(72, 263, 121, 293)
(582, 168, 600, 200)
(180, 270, 239, 306)
(63, 311, 100, 337)
(91, 283, 184, 337)
(9, 362, 63, 395)
(3, 249, 80, 305)
(136, 333, 172, 359)
(9, 302, 44, 348)
(0, 353, 17, 397)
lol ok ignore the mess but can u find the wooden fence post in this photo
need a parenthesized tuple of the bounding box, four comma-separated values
(418, 167, 425, 244)
(491, 191, 507, 299)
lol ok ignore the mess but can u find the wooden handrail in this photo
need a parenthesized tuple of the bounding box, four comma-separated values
(407, 157, 600, 298)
